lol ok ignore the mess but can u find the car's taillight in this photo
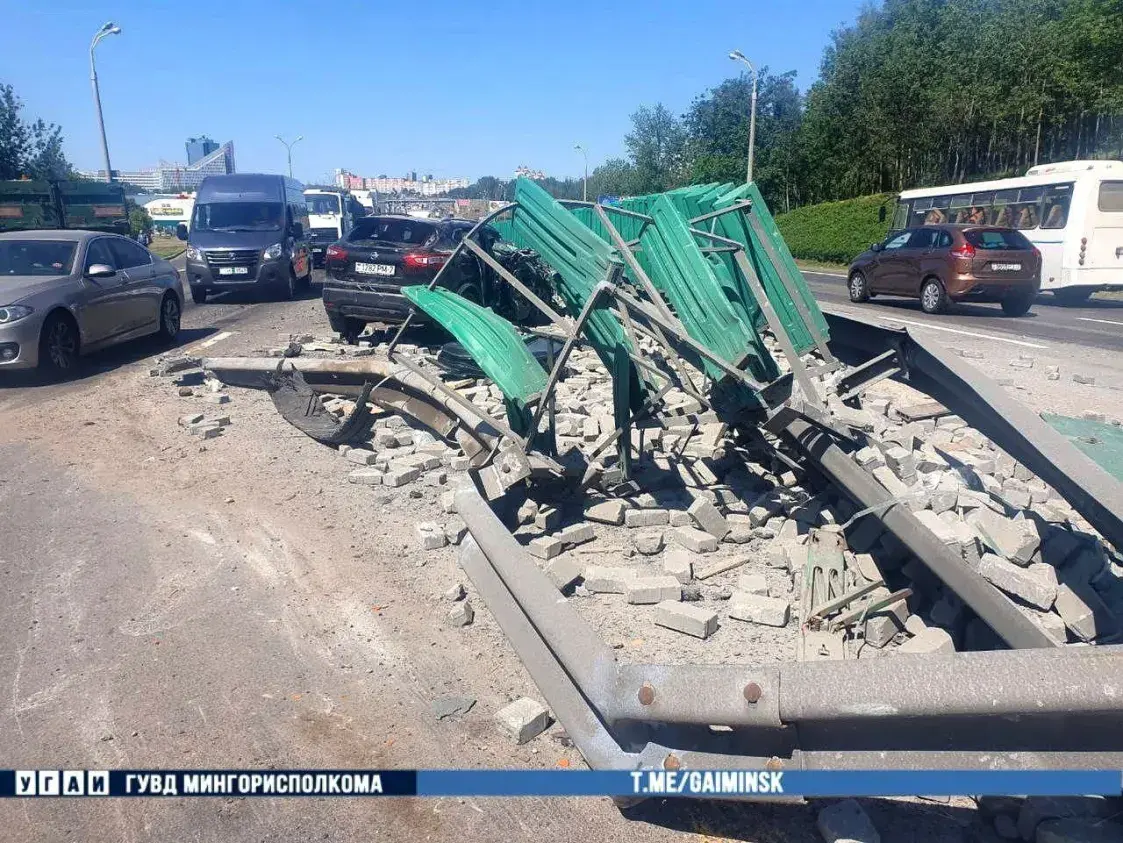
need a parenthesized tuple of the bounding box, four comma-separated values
(402, 252, 448, 271)
(950, 242, 976, 258)
(325, 244, 347, 262)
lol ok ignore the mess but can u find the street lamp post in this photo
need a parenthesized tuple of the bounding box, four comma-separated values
(275, 135, 303, 179)
(728, 50, 758, 184)
(574, 144, 589, 202)
(89, 22, 121, 183)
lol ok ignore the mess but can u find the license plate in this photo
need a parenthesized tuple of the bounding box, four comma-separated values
(312, 247, 324, 254)
(218, 266, 249, 276)
(354, 262, 395, 276)
(991, 263, 1022, 271)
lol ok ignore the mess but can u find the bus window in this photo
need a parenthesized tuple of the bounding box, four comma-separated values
(949, 193, 972, 224)
(925, 196, 950, 224)
(893, 200, 910, 229)
(1012, 186, 1044, 229)
(1041, 183, 1073, 229)
(1099, 181, 1123, 212)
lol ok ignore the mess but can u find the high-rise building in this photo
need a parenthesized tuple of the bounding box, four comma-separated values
(79, 140, 237, 191)
(185, 136, 219, 165)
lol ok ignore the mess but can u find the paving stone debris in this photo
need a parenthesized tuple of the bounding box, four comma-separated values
(654, 600, 719, 638)
(625, 576, 682, 604)
(817, 798, 881, 843)
(495, 698, 550, 744)
(669, 526, 719, 553)
(447, 600, 474, 627)
(728, 593, 790, 627)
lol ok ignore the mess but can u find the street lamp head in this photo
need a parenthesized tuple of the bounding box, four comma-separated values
(729, 50, 744, 61)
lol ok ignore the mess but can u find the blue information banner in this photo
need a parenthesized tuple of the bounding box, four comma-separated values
(2, 769, 1120, 798)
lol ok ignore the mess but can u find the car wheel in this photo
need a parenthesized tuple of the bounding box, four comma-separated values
(919, 277, 948, 314)
(453, 283, 483, 306)
(191, 287, 207, 305)
(1001, 291, 1035, 317)
(38, 312, 80, 374)
(157, 293, 181, 341)
(848, 270, 870, 303)
(1053, 287, 1092, 305)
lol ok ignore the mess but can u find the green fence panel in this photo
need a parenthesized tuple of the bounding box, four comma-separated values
(401, 285, 547, 436)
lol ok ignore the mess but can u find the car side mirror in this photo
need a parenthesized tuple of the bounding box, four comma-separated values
(86, 264, 116, 279)
(870, 243, 883, 252)
(290, 222, 303, 239)
(176, 223, 188, 241)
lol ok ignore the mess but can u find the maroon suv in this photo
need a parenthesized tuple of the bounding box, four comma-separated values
(847, 225, 1042, 316)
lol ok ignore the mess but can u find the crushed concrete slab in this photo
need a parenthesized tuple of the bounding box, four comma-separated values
(662, 547, 696, 583)
(654, 601, 718, 638)
(583, 566, 637, 594)
(896, 626, 955, 654)
(977, 553, 1057, 610)
(545, 557, 584, 591)
(495, 698, 550, 744)
(634, 531, 665, 555)
(625, 576, 682, 604)
(688, 497, 729, 539)
(527, 536, 564, 560)
(728, 593, 790, 627)
(669, 527, 719, 553)
(585, 500, 627, 525)
(968, 507, 1041, 564)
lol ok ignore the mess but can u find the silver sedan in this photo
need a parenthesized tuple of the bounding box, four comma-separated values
(0, 229, 183, 373)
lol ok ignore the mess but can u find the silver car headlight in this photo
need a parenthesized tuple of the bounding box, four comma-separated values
(186, 245, 202, 261)
(263, 243, 283, 261)
(0, 305, 33, 324)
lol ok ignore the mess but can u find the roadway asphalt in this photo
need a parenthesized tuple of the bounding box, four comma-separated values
(804, 270, 1123, 353)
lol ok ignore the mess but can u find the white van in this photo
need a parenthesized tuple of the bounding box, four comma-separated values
(303, 188, 364, 266)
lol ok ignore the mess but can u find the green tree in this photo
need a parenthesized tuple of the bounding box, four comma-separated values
(129, 205, 153, 237)
(624, 104, 687, 194)
(0, 83, 72, 180)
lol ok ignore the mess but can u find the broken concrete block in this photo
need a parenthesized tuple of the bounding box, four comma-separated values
(634, 531, 665, 556)
(444, 583, 465, 602)
(654, 601, 718, 639)
(884, 445, 917, 480)
(382, 466, 420, 487)
(904, 614, 927, 636)
(728, 593, 790, 627)
(1054, 582, 1117, 642)
(544, 557, 584, 591)
(662, 547, 696, 583)
(968, 507, 1040, 564)
(669, 527, 719, 553)
(582, 565, 636, 593)
(348, 467, 384, 485)
(736, 572, 770, 595)
(855, 446, 885, 470)
(557, 523, 594, 548)
(447, 600, 474, 627)
(625, 508, 669, 528)
(346, 448, 379, 466)
(977, 553, 1057, 610)
(817, 798, 881, 843)
(516, 499, 539, 525)
(585, 499, 627, 525)
(445, 519, 468, 546)
(190, 425, 223, 439)
(688, 497, 730, 540)
(864, 613, 904, 648)
(896, 626, 955, 654)
(527, 536, 564, 560)
(1072, 373, 1095, 385)
(417, 522, 447, 550)
(626, 576, 682, 604)
(915, 509, 961, 548)
(495, 698, 550, 744)
(534, 505, 561, 531)
(669, 510, 693, 527)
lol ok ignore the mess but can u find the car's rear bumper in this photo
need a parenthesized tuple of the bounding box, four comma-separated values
(948, 275, 1040, 301)
(186, 258, 287, 290)
(322, 283, 425, 325)
(0, 312, 45, 370)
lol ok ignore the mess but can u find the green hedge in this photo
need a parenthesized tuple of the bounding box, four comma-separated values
(775, 193, 895, 265)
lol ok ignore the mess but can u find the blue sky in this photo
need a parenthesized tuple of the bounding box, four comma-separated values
(0, 0, 864, 183)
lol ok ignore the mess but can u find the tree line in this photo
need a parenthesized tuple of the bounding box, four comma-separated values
(451, 0, 1123, 214)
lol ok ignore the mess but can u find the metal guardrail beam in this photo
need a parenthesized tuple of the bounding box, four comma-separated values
(823, 308, 1123, 552)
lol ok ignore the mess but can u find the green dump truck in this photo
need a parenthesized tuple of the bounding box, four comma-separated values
(0, 179, 130, 235)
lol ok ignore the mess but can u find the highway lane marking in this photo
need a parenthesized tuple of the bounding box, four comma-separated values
(870, 315, 1049, 349)
(803, 270, 847, 279)
(1077, 317, 1123, 327)
(185, 331, 234, 353)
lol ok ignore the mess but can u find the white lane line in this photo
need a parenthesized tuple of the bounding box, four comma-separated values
(803, 269, 847, 279)
(186, 331, 234, 352)
(1077, 317, 1123, 327)
(871, 315, 1049, 349)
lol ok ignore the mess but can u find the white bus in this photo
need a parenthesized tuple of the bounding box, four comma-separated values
(893, 160, 1123, 303)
